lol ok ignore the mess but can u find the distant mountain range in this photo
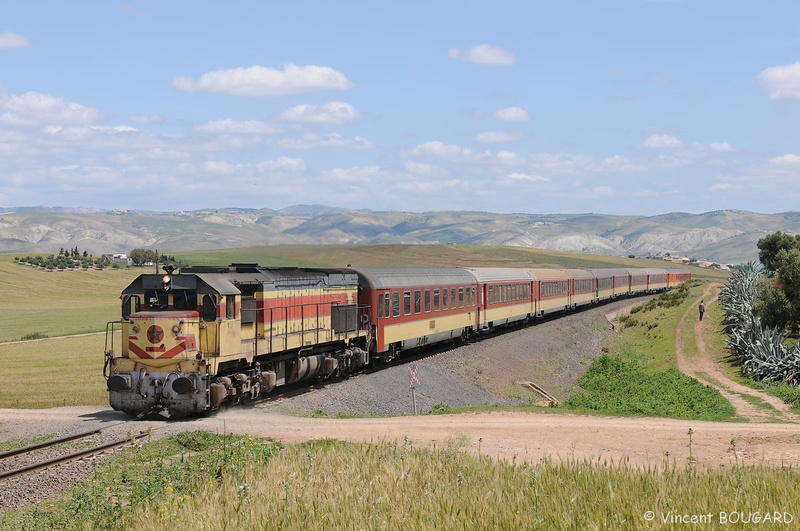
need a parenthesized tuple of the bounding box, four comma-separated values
(1, 205, 798, 264)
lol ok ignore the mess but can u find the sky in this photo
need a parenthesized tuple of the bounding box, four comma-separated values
(1, 1, 799, 216)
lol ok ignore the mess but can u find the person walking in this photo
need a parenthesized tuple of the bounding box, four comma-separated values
(699, 300, 705, 321)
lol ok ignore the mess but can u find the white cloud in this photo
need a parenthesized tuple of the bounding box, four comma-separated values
(476, 130, 521, 143)
(601, 155, 643, 172)
(44, 125, 137, 135)
(768, 153, 800, 166)
(461, 44, 516, 66)
(496, 151, 520, 162)
(279, 102, 360, 124)
(321, 165, 382, 183)
(758, 61, 800, 101)
(0, 92, 102, 126)
(448, 47, 460, 58)
(493, 106, 530, 121)
(257, 157, 306, 173)
(279, 133, 373, 150)
(172, 64, 354, 97)
(710, 141, 734, 153)
(194, 119, 281, 135)
(404, 160, 445, 177)
(203, 160, 239, 175)
(640, 134, 683, 149)
(0, 32, 30, 49)
(411, 141, 477, 160)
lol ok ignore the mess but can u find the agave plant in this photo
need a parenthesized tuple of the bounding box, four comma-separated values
(719, 262, 800, 384)
(718, 262, 763, 335)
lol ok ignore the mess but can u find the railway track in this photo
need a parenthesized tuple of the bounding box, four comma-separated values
(0, 428, 151, 482)
(230, 297, 643, 409)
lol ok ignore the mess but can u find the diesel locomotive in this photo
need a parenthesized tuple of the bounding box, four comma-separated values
(104, 263, 690, 417)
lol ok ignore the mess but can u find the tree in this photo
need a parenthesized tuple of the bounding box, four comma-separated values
(129, 248, 159, 266)
(757, 247, 800, 334)
(757, 231, 800, 275)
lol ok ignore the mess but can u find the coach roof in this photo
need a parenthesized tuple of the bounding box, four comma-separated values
(350, 266, 477, 289)
(463, 267, 534, 283)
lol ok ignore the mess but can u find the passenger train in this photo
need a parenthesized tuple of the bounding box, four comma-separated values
(104, 263, 690, 417)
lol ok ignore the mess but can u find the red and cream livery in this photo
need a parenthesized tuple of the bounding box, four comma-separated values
(105, 263, 690, 417)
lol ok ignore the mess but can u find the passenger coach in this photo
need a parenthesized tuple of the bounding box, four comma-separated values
(353, 267, 478, 362)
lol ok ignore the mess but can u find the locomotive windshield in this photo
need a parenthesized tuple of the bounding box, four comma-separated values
(144, 291, 168, 310)
(173, 291, 197, 311)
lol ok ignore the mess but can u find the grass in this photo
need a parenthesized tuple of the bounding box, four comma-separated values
(2, 432, 798, 530)
(561, 281, 737, 421)
(0, 254, 140, 342)
(0, 335, 108, 408)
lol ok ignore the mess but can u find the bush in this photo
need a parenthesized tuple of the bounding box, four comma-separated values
(565, 355, 735, 420)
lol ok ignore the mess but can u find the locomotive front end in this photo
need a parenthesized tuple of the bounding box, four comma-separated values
(106, 268, 218, 417)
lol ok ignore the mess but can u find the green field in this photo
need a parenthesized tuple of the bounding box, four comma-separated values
(0, 255, 140, 342)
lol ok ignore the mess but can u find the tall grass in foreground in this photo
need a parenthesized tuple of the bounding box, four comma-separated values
(2, 433, 796, 530)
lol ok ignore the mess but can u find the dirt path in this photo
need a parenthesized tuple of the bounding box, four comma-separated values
(675, 284, 800, 423)
(3, 406, 800, 471)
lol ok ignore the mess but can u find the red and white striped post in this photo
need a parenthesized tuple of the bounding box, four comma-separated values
(409, 364, 421, 415)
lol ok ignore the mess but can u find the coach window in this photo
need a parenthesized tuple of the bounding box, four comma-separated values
(414, 290, 421, 314)
(451, 288, 457, 308)
(442, 288, 448, 310)
(425, 290, 431, 312)
(392, 292, 400, 317)
(433, 289, 440, 311)
(458, 287, 464, 308)
(404, 291, 411, 316)
(378, 294, 385, 320)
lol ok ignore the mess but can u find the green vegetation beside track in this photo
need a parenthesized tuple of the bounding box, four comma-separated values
(561, 281, 736, 421)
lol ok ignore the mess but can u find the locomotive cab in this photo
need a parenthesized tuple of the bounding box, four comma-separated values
(107, 268, 241, 417)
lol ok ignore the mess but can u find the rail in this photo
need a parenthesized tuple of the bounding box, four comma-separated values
(0, 431, 150, 482)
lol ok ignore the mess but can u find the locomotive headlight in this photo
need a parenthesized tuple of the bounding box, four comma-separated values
(171, 324, 181, 334)
(162, 274, 172, 291)
(132, 325, 140, 333)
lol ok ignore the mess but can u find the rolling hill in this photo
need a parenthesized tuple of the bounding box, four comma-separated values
(1, 205, 797, 264)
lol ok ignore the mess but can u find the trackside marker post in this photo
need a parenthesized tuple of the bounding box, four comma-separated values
(409, 364, 421, 415)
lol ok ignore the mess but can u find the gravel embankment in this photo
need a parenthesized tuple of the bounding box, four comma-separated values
(261, 297, 647, 417)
